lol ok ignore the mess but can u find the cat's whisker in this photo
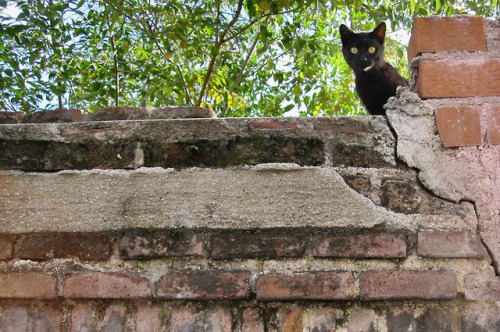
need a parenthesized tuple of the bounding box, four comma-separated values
(364, 64, 374, 72)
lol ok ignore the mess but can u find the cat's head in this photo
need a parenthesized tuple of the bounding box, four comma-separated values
(339, 22, 386, 73)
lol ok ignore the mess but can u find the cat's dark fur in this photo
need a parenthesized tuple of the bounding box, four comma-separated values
(339, 22, 408, 115)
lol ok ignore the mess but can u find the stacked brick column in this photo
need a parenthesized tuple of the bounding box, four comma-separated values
(409, 16, 500, 147)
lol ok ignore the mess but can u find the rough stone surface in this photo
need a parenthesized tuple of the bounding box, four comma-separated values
(0, 167, 476, 233)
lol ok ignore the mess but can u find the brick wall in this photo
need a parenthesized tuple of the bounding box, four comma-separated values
(0, 16, 500, 332)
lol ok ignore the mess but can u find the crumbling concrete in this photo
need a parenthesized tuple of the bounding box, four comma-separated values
(387, 87, 500, 272)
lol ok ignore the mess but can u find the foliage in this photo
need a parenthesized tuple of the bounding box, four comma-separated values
(1, 0, 499, 116)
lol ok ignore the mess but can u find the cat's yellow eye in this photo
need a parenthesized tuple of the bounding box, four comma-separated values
(350, 47, 358, 54)
(368, 46, 376, 54)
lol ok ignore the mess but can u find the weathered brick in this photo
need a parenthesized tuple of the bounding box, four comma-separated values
(157, 270, 250, 300)
(313, 232, 406, 258)
(0, 273, 57, 299)
(209, 230, 305, 259)
(0, 305, 62, 332)
(63, 272, 151, 299)
(387, 307, 458, 332)
(136, 304, 163, 332)
(249, 121, 298, 130)
(71, 304, 129, 332)
(488, 106, 500, 145)
(330, 143, 393, 168)
(346, 309, 377, 332)
(70, 305, 94, 332)
(170, 307, 232, 332)
(408, 17, 486, 63)
(242, 308, 265, 332)
(256, 272, 355, 300)
(461, 303, 500, 332)
(0, 235, 13, 260)
(418, 229, 488, 259)
(435, 107, 483, 147)
(26, 109, 82, 123)
(306, 308, 337, 332)
(415, 59, 500, 99)
(360, 270, 457, 301)
(85, 106, 216, 121)
(0, 111, 25, 124)
(15, 232, 112, 261)
(119, 231, 204, 259)
(340, 174, 372, 198)
(276, 307, 303, 332)
(379, 178, 466, 214)
(464, 273, 500, 301)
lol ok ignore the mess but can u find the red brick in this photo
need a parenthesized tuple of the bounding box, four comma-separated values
(276, 307, 303, 332)
(435, 107, 482, 147)
(360, 270, 457, 301)
(209, 230, 305, 259)
(16, 233, 112, 261)
(0, 273, 57, 299)
(408, 17, 486, 63)
(242, 308, 265, 332)
(0, 236, 13, 260)
(488, 107, 500, 144)
(256, 272, 355, 300)
(415, 59, 500, 99)
(170, 307, 232, 332)
(418, 229, 488, 259)
(157, 270, 250, 300)
(249, 121, 298, 130)
(119, 231, 204, 259)
(313, 232, 407, 258)
(136, 305, 163, 332)
(63, 272, 151, 299)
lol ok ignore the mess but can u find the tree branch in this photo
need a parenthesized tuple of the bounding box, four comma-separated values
(220, 25, 261, 117)
(196, 0, 245, 106)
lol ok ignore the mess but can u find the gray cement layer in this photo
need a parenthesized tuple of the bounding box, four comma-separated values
(0, 165, 476, 234)
(387, 87, 500, 271)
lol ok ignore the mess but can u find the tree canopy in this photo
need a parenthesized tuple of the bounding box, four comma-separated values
(1, 0, 498, 116)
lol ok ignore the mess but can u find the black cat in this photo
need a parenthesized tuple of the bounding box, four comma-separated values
(339, 22, 408, 115)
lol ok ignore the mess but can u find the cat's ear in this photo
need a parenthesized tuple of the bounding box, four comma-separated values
(371, 22, 386, 44)
(339, 24, 355, 45)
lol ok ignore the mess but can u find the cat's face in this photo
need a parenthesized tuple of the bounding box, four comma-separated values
(339, 22, 386, 73)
